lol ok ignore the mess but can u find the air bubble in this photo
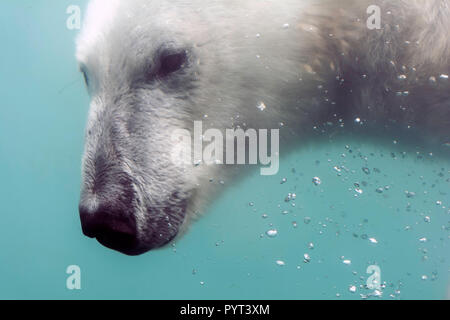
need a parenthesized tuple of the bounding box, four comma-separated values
(303, 253, 311, 263)
(266, 229, 278, 238)
(256, 101, 267, 111)
(276, 260, 286, 266)
(405, 191, 416, 198)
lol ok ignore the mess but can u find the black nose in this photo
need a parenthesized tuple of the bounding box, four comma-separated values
(79, 203, 140, 255)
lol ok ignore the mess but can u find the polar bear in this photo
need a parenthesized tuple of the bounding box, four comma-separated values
(77, 0, 450, 255)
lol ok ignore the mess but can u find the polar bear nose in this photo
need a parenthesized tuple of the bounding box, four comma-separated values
(79, 203, 140, 255)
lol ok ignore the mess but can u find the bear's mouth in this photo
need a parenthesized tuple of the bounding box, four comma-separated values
(81, 213, 142, 255)
(95, 229, 140, 255)
(84, 202, 188, 255)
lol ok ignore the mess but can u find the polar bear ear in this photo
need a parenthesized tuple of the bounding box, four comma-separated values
(156, 50, 188, 78)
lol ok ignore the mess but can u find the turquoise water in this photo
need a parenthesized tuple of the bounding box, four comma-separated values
(0, 1, 449, 300)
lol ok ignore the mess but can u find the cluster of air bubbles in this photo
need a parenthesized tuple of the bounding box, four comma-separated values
(232, 121, 449, 297)
(285, 193, 296, 202)
(354, 183, 364, 195)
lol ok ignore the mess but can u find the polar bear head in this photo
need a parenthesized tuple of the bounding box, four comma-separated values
(76, 0, 307, 255)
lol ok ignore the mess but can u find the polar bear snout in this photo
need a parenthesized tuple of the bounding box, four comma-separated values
(79, 196, 142, 255)
(78, 159, 189, 255)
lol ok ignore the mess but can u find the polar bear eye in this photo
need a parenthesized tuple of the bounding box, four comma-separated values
(157, 51, 187, 78)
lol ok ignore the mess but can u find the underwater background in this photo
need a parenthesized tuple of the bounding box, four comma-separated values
(0, 0, 448, 299)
